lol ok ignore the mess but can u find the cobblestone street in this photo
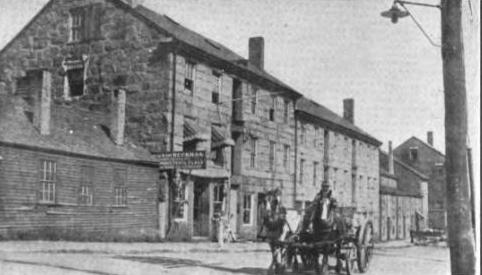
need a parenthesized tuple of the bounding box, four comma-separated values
(0, 240, 450, 275)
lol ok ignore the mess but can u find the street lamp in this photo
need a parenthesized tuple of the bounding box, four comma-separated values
(381, 1, 476, 275)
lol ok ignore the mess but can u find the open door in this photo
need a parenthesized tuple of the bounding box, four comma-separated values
(193, 182, 209, 237)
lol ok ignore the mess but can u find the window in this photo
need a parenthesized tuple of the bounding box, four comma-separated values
(185, 61, 195, 94)
(283, 144, 290, 169)
(212, 147, 224, 167)
(300, 124, 306, 145)
(243, 194, 253, 224)
(313, 161, 319, 186)
(69, 4, 101, 42)
(174, 183, 187, 220)
(249, 137, 257, 168)
(70, 8, 85, 42)
(299, 159, 305, 184)
(213, 184, 224, 214)
(269, 141, 276, 171)
(324, 130, 329, 162)
(409, 147, 418, 161)
(212, 73, 221, 104)
(269, 96, 276, 121)
(79, 166, 94, 205)
(314, 127, 320, 147)
(113, 169, 127, 207)
(251, 87, 257, 114)
(351, 173, 356, 204)
(283, 100, 289, 123)
(39, 160, 56, 203)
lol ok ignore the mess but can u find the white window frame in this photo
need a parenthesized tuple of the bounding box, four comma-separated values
(39, 160, 56, 204)
(242, 193, 254, 225)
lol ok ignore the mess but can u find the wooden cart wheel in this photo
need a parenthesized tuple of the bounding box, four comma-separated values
(345, 244, 357, 275)
(357, 221, 374, 273)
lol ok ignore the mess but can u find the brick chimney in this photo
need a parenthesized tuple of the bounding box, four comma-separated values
(249, 37, 264, 69)
(33, 71, 52, 135)
(111, 89, 126, 145)
(427, 131, 433, 146)
(388, 141, 394, 174)
(343, 98, 354, 124)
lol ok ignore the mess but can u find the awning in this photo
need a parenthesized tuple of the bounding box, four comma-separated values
(211, 125, 234, 148)
(180, 167, 230, 179)
(184, 120, 209, 142)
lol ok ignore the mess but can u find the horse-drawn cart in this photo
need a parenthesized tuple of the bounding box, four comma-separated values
(270, 208, 374, 275)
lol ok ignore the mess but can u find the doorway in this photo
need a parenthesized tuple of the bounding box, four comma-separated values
(257, 193, 266, 237)
(193, 182, 209, 237)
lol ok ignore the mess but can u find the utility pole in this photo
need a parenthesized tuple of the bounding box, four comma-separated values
(441, 0, 476, 274)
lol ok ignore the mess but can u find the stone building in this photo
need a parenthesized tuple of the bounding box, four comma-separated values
(0, 0, 384, 241)
(294, 98, 382, 238)
(379, 142, 428, 241)
(394, 133, 446, 229)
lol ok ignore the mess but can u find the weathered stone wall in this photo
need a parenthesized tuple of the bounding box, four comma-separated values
(0, 0, 172, 154)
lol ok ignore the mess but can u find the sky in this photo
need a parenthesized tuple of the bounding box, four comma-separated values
(0, 0, 479, 165)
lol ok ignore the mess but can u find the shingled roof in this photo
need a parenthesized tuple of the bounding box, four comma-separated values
(0, 95, 157, 165)
(296, 97, 382, 146)
(130, 4, 301, 97)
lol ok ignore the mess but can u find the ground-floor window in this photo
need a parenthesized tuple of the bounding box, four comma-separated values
(114, 187, 127, 206)
(39, 160, 56, 203)
(243, 194, 253, 225)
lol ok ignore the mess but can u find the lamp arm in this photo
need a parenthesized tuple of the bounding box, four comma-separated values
(399, 2, 442, 47)
(395, 0, 441, 9)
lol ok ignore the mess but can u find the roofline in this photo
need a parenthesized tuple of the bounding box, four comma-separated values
(394, 158, 430, 180)
(112, 1, 302, 98)
(409, 136, 446, 158)
(0, 0, 55, 57)
(295, 110, 382, 147)
(0, 141, 159, 168)
(380, 171, 398, 180)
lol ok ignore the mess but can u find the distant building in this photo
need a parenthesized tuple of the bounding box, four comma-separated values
(394, 133, 446, 229)
(294, 98, 381, 238)
(379, 142, 428, 241)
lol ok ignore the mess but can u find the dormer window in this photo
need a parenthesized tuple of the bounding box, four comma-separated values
(409, 147, 418, 161)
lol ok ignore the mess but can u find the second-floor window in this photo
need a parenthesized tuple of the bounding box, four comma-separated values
(269, 96, 276, 121)
(269, 141, 276, 171)
(212, 73, 221, 104)
(283, 144, 290, 170)
(70, 8, 85, 42)
(250, 137, 257, 168)
(69, 4, 101, 42)
(300, 124, 306, 145)
(251, 87, 257, 114)
(185, 61, 195, 94)
(409, 147, 418, 161)
(39, 160, 56, 203)
(283, 100, 289, 123)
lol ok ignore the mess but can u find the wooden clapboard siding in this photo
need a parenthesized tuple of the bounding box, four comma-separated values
(0, 145, 161, 240)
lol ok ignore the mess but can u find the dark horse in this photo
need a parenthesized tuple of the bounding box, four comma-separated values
(295, 189, 349, 274)
(258, 188, 292, 274)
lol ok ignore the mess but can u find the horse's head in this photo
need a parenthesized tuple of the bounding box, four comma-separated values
(265, 188, 282, 215)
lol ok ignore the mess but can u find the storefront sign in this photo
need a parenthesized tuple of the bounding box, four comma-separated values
(158, 151, 207, 170)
